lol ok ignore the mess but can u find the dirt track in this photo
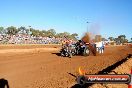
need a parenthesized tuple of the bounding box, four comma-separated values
(0, 45, 132, 88)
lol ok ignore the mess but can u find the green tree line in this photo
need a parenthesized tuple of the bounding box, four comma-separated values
(0, 26, 78, 40)
(95, 35, 130, 44)
(108, 35, 130, 44)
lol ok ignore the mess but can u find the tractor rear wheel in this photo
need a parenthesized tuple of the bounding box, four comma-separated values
(83, 47, 90, 56)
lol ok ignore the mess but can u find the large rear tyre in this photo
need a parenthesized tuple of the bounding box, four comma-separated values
(83, 47, 90, 56)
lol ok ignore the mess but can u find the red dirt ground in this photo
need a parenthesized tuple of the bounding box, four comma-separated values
(0, 45, 132, 88)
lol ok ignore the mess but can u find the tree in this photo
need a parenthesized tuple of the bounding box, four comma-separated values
(71, 33, 78, 40)
(108, 37, 114, 41)
(30, 28, 40, 37)
(38, 30, 44, 37)
(36, 30, 48, 37)
(114, 35, 127, 44)
(62, 32, 71, 39)
(118, 35, 126, 44)
(114, 38, 120, 45)
(55, 33, 64, 38)
(18, 26, 27, 34)
(130, 38, 132, 43)
(118, 35, 126, 40)
(55, 33, 61, 38)
(47, 29, 56, 37)
(55, 32, 78, 40)
(71, 33, 78, 37)
(102, 38, 107, 41)
(63, 32, 70, 36)
(6, 26, 18, 35)
(0, 27, 4, 34)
